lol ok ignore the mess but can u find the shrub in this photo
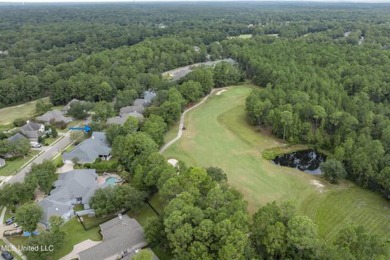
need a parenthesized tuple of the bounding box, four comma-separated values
(13, 118, 26, 127)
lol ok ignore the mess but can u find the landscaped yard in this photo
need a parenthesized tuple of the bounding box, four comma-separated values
(0, 239, 22, 260)
(163, 85, 390, 241)
(0, 97, 50, 126)
(0, 151, 39, 176)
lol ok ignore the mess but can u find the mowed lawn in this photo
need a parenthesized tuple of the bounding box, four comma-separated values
(163, 85, 390, 241)
(0, 97, 50, 126)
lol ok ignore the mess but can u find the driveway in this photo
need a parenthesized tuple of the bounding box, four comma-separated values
(59, 239, 101, 260)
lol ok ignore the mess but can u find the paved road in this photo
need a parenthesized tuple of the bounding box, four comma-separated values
(8, 133, 73, 184)
(159, 88, 220, 153)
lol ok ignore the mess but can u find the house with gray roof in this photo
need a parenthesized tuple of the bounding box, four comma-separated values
(78, 215, 152, 260)
(62, 99, 81, 113)
(36, 109, 73, 124)
(106, 112, 144, 126)
(19, 121, 45, 144)
(38, 169, 105, 226)
(120, 105, 145, 116)
(7, 133, 28, 143)
(63, 132, 111, 164)
(0, 158, 5, 168)
(143, 90, 156, 105)
(133, 99, 148, 108)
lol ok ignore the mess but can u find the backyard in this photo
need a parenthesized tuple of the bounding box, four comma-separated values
(163, 85, 390, 241)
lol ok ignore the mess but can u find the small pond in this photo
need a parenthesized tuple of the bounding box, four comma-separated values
(273, 149, 326, 175)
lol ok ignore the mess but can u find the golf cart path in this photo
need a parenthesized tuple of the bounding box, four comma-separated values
(0, 207, 27, 259)
(160, 88, 224, 153)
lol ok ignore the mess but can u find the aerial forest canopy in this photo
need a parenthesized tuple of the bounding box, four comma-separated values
(0, 2, 389, 259)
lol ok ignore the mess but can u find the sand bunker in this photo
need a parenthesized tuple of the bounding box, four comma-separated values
(311, 180, 325, 192)
(216, 89, 227, 96)
(168, 159, 178, 167)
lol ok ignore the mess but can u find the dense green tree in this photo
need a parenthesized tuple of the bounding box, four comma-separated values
(112, 132, 158, 172)
(15, 203, 43, 233)
(25, 161, 56, 194)
(141, 115, 167, 146)
(35, 100, 53, 115)
(206, 167, 228, 183)
(179, 80, 203, 103)
(92, 101, 114, 122)
(320, 159, 347, 183)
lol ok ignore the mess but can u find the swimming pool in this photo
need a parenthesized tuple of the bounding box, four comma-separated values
(105, 177, 117, 185)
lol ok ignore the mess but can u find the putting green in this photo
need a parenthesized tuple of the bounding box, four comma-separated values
(163, 85, 390, 241)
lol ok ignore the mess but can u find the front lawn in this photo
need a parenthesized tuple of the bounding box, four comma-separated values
(0, 239, 22, 260)
(0, 151, 39, 176)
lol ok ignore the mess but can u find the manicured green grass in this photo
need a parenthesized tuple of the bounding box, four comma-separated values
(164, 121, 180, 144)
(163, 85, 390, 241)
(0, 97, 50, 126)
(0, 151, 39, 176)
(49, 218, 102, 260)
(0, 239, 22, 260)
(239, 34, 253, 39)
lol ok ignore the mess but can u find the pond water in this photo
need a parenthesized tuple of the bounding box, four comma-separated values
(273, 149, 326, 175)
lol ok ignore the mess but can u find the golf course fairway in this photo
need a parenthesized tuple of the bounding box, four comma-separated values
(163, 85, 390, 241)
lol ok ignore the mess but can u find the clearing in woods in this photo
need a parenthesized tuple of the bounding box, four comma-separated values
(163, 85, 390, 241)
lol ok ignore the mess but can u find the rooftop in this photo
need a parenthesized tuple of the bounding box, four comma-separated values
(78, 215, 148, 260)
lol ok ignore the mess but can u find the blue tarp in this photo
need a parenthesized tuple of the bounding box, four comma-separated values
(23, 231, 39, 237)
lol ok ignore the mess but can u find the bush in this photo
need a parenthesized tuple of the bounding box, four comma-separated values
(13, 118, 26, 127)
(90, 159, 119, 173)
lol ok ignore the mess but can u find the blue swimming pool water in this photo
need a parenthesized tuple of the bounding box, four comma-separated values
(105, 177, 117, 185)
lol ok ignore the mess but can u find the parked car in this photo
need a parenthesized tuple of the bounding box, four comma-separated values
(5, 217, 15, 225)
(1, 251, 14, 260)
(3, 228, 23, 237)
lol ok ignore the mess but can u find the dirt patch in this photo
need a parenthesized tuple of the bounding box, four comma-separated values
(311, 179, 325, 192)
(216, 89, 227, 96)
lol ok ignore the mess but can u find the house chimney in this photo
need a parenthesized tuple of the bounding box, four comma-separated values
(118, 213, 122, 221)
(26, 120, 30, 124)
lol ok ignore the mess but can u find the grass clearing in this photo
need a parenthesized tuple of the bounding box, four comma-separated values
(0, 97, 50, 126)
(0, 151, 39, 176)
(163, 85, 390, 241)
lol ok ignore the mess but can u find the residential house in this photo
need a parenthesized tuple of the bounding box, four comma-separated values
(143, 90, 157, 105)
(36, 109, 73, 124)
(62, 132, 111, 164)
(7, 133, 28, 143)
(0, 158, 5, 168)
(19, 121, 45, 144)
(106, 112, 144, 126)
(119, 105, 145, 116)
(78, 215, 156, 260)
(133, 99, 148, 108)
(38, 169, 105, 226)
(62, 99, 80, 114)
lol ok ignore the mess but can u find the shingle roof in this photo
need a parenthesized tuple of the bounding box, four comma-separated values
(133, 99, 147, 107)
(7, 133, 27, 143)
(36, 109, 72, 123)
(120, 105, 145, 115)
(38, 169, 103, 226)
(62, 132, 111, 164)
(78, 215, 148, 260)
(107, 112, 144, 126)
(20, 122, 44, 139)
(143, 90, 156, 105)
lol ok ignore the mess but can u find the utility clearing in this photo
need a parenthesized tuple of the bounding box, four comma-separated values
(163, 85, 390, 241)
